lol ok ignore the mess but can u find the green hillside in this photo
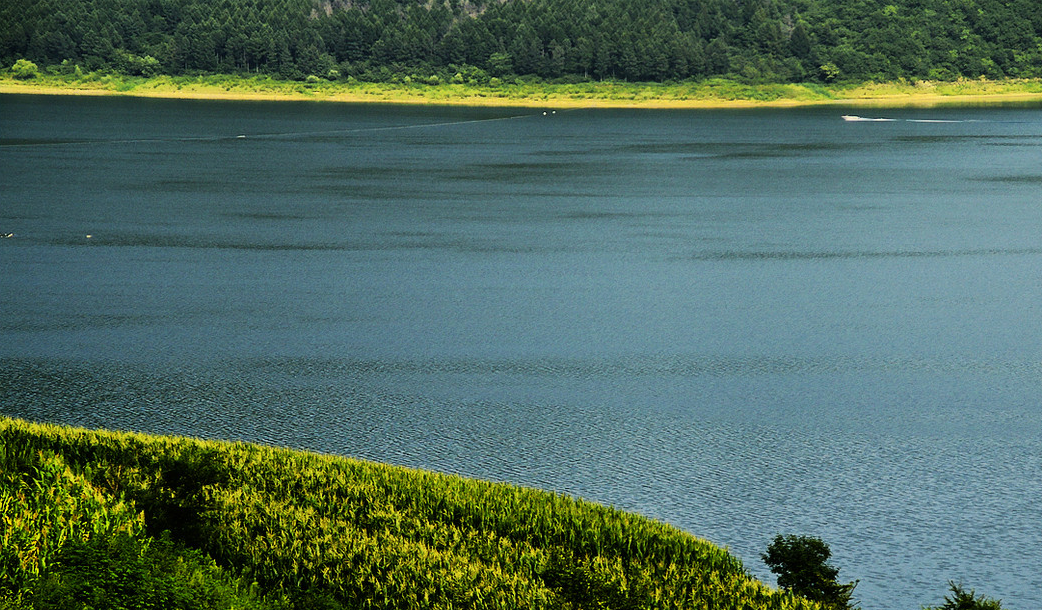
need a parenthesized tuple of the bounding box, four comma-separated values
(2, 0, 1041, 85)
(1, 417, 822, 609)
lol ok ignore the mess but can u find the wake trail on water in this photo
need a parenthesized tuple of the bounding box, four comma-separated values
(243, 110, 543, 141)
(0, 110, 545, 148)
(841, 115, 993, 123)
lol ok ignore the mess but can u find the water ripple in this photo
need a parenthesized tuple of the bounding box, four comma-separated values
(2, 356, 1040, 610)
(687, 247, 1042, 261)
(244, 354, 1042, 381)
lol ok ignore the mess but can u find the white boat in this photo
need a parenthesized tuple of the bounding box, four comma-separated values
(842, 115, 896, 122)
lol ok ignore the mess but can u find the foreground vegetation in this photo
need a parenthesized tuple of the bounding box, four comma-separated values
(4, 69, 1042, 108)
(1, 416, 824, 609)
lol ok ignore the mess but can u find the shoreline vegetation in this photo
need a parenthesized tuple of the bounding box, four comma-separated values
(4, 72, 1042, 109)
(0, 416, 825, 609)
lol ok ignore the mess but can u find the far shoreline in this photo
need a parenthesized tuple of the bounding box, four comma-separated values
(4, 73, 1042, 109)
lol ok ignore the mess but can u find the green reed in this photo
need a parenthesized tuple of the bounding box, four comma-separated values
(1, 417, 823, 609)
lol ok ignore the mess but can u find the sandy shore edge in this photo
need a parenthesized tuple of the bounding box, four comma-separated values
(4, 79, 1042, 109)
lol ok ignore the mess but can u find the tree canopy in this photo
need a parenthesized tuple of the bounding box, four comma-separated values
(3, 0, 1041, 83)
(762, 534, 858, 609)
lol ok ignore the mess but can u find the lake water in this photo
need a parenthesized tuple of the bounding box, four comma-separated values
(2, 94, 1040, 609)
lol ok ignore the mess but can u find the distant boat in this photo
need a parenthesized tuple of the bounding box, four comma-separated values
(842, 115, 896, 122)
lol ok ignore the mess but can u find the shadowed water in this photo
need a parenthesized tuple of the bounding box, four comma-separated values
(2, 95, 1041, 609)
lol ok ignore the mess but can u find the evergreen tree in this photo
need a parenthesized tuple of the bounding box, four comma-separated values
(3, 0, 1041, 83)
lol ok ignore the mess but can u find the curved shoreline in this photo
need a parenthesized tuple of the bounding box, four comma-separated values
(2, 416, 820, 609)
(4, 75, 1042, 109)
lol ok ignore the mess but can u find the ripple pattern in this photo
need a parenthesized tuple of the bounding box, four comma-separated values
(2, 356, 1040, 610)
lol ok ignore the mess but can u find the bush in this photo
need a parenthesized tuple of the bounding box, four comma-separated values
(134, 446, 229, 546)
(30, 533, 281, 610)
(11, 59, 39, 80)
(114, 51, 161, 77)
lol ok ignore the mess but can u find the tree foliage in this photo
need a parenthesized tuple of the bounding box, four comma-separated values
(762, 534, 858, 610)
(2, 0, 1041, 84)
(923, 581, 1005, 610)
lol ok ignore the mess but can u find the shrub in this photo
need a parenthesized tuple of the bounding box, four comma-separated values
(31, 533, 281, 610)
(11, 59, 39, 80)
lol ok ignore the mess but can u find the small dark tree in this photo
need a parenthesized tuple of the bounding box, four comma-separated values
(925, 581, 1004, 610)
(762, 534, 858, 609)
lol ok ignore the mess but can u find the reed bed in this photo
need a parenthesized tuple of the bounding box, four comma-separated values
(0, 417, 822, 609)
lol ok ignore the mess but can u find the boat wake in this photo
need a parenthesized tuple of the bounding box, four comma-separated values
(0, 111, 544, 148)
(842, 115, 978, 123)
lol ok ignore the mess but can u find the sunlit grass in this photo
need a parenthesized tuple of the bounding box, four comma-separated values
(3, 71, 1042, 108)
(0, 416, 824, 609)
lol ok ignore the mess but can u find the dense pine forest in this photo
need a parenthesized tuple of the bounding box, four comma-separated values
(2, 0, 1042, 86)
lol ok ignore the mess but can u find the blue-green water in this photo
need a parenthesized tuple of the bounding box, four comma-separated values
(2, 94, 1040, 609)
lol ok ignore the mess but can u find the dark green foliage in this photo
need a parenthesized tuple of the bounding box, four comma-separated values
(135, 447, 230, 546)
(762, 535, 858, 610)
(541, 550, 653, 609)
(2, 0, 1041, 84)
(31, 533, 280, 610)
(924, 581, 1004, 610)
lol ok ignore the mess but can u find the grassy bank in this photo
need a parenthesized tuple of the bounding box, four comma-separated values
(0, 417, 821, 609)
(3, 72, 1042, 108)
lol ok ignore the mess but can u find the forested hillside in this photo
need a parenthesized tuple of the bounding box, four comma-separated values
(2, 0, 1041, 84)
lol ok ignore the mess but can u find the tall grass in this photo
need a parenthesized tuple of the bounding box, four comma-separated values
(1, 417, 822, 609)
(3, 71, 1042, 108)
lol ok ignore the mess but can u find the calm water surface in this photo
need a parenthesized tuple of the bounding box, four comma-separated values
(2, 94, 1041, 609)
